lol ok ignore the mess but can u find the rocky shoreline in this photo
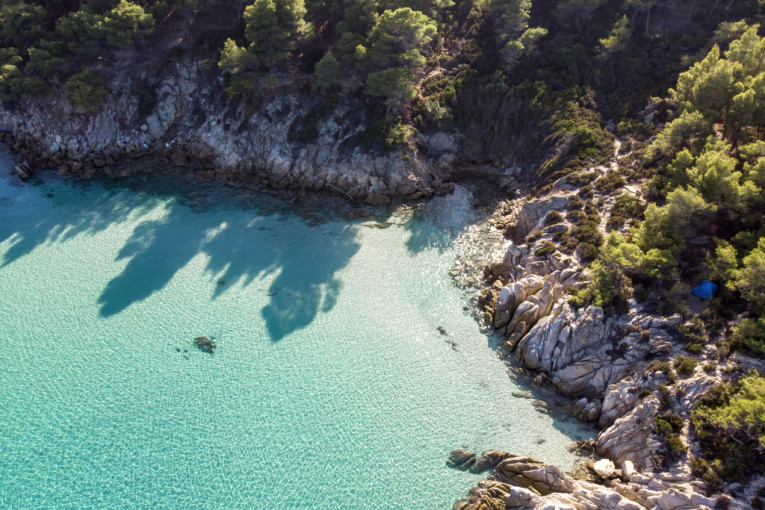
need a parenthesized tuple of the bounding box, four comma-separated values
(449, 148, 765, 509)
(451, 449, 719, 510)
(0, 62, 483, 206)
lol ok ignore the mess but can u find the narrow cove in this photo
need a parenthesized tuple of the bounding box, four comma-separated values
(0, 151, 592, 509)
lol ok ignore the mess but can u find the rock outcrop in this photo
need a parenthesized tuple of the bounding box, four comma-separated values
(454, 453, 722, 510)
(448, 449, 478, 471)
(1, 62, 461, 204)
(480, 227, 684, 426)
(503, 195, 569, 242)
(470, 451, 518, 474)
(458, 173, 760, 509)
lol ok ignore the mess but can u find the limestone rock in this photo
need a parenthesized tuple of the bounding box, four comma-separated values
(2, 62, 447, 205)
(495, 456, 575, 495)
(647, 486, 716, 510)
(622, 460, 636, 478)
(503, 486, 542, 508)
(596, 397, 661, 472)
(425, 131, 459, 154)
(600, 378, 641, 428)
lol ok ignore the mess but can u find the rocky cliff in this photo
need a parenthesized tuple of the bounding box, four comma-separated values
(0, 61, 461, 205)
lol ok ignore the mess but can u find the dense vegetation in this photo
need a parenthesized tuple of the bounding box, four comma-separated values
(563, 20, 765, 484)
(0, 0, 760, 155)
(573, 26, 765, 337)
(692, 371, 765, 486)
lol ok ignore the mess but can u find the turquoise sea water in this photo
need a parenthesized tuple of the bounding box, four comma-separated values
(0, 151, 590, 509)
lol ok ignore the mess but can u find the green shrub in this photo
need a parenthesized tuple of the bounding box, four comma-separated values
(566, 209, 586, 224)
(568, 221, 603, 254)
(98, 1, 156, 46)
(732, 317, 765, 356)
(616, 119, 653, 140)
(0, 48, 47, 101)
(611, 193, 643, 219)
(691, 457, 722, 492)
(359, 116, 412, 149)
(584, 201, 599, 216)
(544, 210, 563, 226)
(692, 372, 765, 481)
(648, 362, 678, 384)
(537, 98, 614, 184)
(595, 171, 626, 194)
(606, 215, 626, 231)
(678, 317, 708, 354)
(65, 68, 108, 111)
(703, 363, 716, 373)
(675, 355, 697, 376)
(132, 83, 156, 116)
(619, 139, 633, 153)
(567, 171, 597, 186)
(385, 120, 412, 148)
(579, 184, 595, 198)
(648, 361, 672, 374)
(0, 63, 47, 101)
(578, 243, 600, 263)
(655, 410, 687, 458)
(535, 241, 557, 257)
(568, 195, 584, 210)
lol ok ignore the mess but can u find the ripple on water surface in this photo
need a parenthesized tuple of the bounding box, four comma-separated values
(0, 155, 592, 509)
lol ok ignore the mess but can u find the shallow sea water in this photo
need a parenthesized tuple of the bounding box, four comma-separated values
(0, 151, 591, 509)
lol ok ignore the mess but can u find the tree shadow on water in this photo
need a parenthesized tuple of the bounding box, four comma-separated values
(1, 171, 362, 340)
(95, 200, 361, 341)
(203, 218, 280, 301)
(259, 228, 357, 341)
(0, 187, 158, 268)
(200, 215, 360, 341)
(96, 207, 212, 317)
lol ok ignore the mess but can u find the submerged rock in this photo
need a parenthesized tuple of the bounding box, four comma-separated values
(469, 450, 516, 473)
(194, 336, 216, 354)
(14, 161, 31, 180)
(447, 449, 476, 471)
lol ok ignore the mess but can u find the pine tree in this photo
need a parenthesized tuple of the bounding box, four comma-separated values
(244, 0, 308, 62)
(489, 0, 547, 71)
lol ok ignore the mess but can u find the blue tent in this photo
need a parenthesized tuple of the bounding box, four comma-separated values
(692, 280, 718, 300)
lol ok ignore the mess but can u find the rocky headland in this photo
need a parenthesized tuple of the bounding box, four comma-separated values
(449, 148, 765, 509)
